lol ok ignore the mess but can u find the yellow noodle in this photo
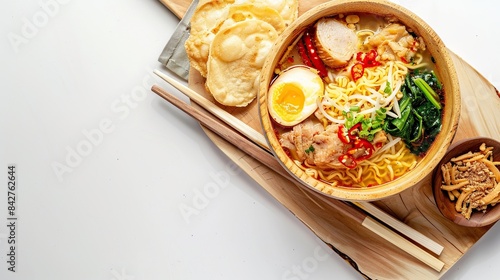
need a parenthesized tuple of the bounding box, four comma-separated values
(298, 141, 418, 188)
(346, 170, 360, 183)
(323, 60, 409, 122)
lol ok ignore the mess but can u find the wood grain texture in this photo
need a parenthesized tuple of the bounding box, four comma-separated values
(159, 0, 190, 18)
(160, 0, 500, 278)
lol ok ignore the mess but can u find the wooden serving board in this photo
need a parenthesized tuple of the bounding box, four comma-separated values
(161, 1, 500, 278)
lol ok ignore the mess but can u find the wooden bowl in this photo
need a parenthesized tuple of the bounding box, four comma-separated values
(433, 137, 500, 227)
(259, 0, 461, 201)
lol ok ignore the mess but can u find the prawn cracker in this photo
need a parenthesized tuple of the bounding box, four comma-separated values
(207, 19, 278, 106)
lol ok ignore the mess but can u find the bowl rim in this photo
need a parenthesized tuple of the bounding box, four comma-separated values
(258, 0, 461, 201)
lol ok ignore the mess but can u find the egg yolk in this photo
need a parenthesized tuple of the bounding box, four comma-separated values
(272, 83, 305, 122)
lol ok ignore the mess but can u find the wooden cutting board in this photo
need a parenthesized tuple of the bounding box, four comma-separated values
(161, 1, 500, 279)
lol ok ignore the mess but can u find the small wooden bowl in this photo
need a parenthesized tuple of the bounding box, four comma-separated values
(433, 137, 500, 227)
(259, 0, 461, 201)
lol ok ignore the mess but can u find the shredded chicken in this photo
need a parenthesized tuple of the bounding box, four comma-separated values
(310, 124, 347, 168)
(367, 23, 425, 63)
(372, 131, 388, 147)
(280, 122, 349, 169)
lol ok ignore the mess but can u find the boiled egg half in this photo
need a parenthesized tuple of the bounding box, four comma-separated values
(268, 66, 324, 126)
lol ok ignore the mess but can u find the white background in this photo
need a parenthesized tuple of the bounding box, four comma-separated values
(1, 0, 500, 279)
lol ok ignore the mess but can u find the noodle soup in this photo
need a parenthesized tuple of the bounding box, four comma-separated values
(266, 13, 445, 189)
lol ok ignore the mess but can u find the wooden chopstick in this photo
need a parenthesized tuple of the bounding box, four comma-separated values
(150, 84, 444, 272)
(353, 201, 444, 255)
(153, 70, 269, 150)
(153, 69, 444, 256)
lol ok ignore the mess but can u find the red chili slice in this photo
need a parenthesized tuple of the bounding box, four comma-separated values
(356, 51, 364, 61)
(347, 138, 374, 161)
(347, 123, 362, 140)
(339, 154, 357, 169)
(351, 62, 364, 81)
(297, 39, 313, 67)
(363, 49, 381, 67)
(354, 138, 374, 150)
(364, 49, 377, 63)
(303, 28, 328, 78)
(337, 125, 350, 144)
(347, 148, 372, 161)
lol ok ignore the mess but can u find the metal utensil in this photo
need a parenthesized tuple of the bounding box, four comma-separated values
(158, 0, 198, 80)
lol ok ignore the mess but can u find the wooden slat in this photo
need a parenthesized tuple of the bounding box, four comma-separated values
(159, 0, 191, 19)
